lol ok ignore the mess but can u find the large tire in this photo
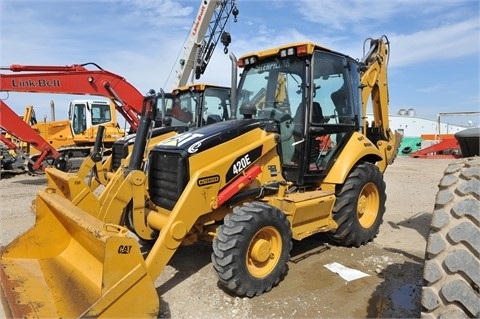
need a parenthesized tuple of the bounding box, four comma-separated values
(327, 162, 386, 247)
(421, 157, 480, 319)
(212, 201, 292, 297)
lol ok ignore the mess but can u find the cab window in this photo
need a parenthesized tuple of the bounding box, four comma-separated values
(91, 103, 112, 125)
(72, 103, 87, 134)
(202, 87, 230, 124)
(311, 52, 353, 125)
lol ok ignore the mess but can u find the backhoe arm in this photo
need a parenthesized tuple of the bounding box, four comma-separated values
(1, 63, 146, 131)
(360, 36, 390, 136)
(359, 36, 401, 169)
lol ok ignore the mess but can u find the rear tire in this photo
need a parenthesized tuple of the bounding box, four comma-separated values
(212, 201, 292, 297)
(327, 162, 386, 247)
(421, 157, 480, 318)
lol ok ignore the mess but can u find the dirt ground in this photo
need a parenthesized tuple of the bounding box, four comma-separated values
(0, 156, 454, 318)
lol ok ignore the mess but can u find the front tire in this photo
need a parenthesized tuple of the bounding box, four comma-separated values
(212, 201, 292, 297)
(328, 162, 386, 247)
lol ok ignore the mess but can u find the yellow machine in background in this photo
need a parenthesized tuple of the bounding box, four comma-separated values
(0, 36, 400, 318)
(1, 100, 125, 173)
(85, 82, 234, 189)
(26, 100, 125, 158)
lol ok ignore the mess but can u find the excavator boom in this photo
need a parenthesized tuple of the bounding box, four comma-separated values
(1, 62, 145, 131)
(0, 100, 69, 171)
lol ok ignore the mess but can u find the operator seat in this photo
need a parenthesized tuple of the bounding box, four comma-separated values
(331, 85, 348, 123)
(206, 114, 222, 124)
(311, 102, 325, 123)
(290, 101, 326, 163)
(239, 102, 256, 119)
(331, 86, 346, 108)
(292, 103, 304, 137)
(293, 101, 325, 130)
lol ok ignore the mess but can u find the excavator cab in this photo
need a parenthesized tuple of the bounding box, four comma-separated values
(237, 45, 362, 186)
(68, 99, 122, 135)
(69, 100, 113, 134)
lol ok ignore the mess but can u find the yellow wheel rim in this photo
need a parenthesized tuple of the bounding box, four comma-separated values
(246, 226, 282, 278)
(357, 182, 379, 228)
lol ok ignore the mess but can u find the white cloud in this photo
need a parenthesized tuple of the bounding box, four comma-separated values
(124, 0, 194, 26)
(389, 17, 479, 67)
(291, 1, 479, 67)
(295, 0, 472, 30)
(295, 0, 399, 30)
(416, 85, 445, 93)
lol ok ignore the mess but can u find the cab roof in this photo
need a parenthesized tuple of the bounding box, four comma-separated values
(174, 83, 230, 94)
(238, 42, 353, 64)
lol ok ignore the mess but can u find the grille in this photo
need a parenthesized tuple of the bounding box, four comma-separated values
(148, 150, 188, 210)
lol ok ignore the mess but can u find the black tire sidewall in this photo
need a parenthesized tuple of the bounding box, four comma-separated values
(236, 204, 291, 281)
(329, 162, 386, 246)
(213, 201, 292, 297)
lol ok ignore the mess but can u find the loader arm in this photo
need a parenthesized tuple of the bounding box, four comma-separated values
(143, 124, 281, 280)
(0, 63, 146, 131)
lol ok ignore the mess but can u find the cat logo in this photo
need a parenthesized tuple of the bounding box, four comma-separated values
(197, 175, 220, 186)
(118, 245, 132, 254)
(160, 133, 204, 147)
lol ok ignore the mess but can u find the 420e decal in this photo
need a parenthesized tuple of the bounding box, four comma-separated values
(226, 146, 262, 182)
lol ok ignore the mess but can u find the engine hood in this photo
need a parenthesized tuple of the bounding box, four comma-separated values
(153, 119, 274, 154)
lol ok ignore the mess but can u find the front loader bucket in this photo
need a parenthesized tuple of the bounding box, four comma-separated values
(0, 190, 159, 318)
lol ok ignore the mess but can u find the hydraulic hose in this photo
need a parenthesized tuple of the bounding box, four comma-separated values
(90, 125, 105, 163)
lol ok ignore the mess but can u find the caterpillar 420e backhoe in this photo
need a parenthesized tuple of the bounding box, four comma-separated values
(0, 36, 400, 318)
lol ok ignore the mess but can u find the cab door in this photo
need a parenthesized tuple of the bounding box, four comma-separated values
(292, 51, 360, 186)
(70, 101, 88, 134)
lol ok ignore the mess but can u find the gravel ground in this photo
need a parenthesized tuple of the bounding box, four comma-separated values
(0, 156, 454, 318)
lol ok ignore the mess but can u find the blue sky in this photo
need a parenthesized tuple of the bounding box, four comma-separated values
(1, 0, 479, 126)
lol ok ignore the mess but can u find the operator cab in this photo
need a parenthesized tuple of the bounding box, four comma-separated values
(237, 43, 362, 186)
(168, 84, 231, 128)
(69, 100, 113, 134)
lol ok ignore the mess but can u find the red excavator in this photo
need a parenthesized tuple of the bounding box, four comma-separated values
(1, 63, 146, 130)
(0, 63, 154, 172)
(0, 100, 71, 172)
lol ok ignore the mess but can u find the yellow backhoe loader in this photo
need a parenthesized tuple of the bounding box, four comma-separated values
(0, 36, 401, 318)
